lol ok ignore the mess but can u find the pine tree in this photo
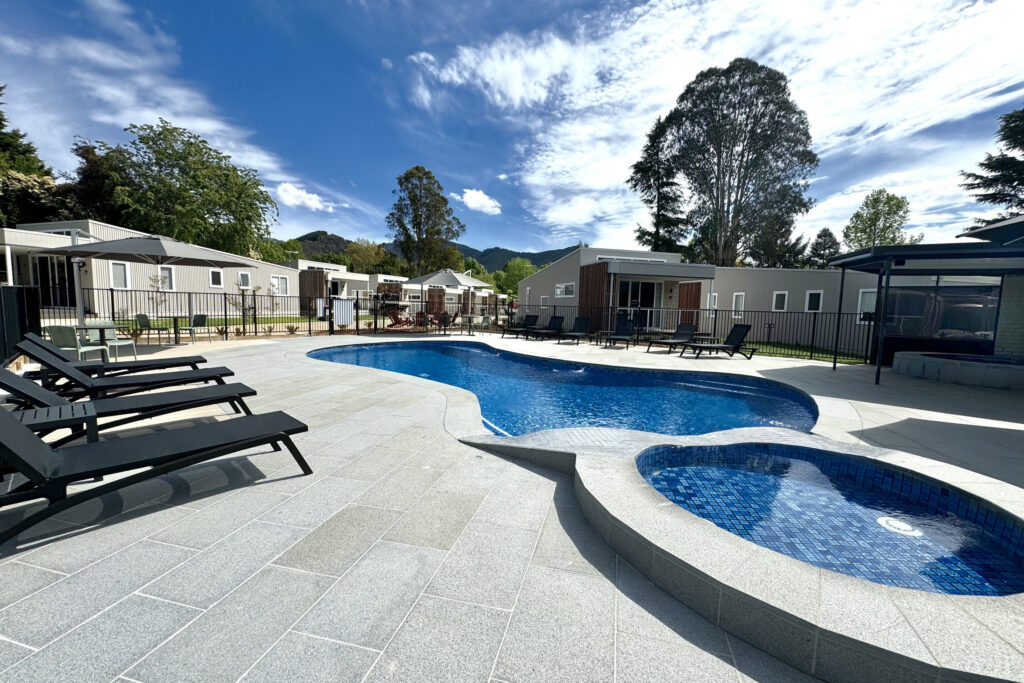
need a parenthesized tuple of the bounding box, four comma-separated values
(0, 85, 51, 177)
(807, 228, 842, 268)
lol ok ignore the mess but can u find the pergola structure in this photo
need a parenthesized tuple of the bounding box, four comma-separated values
(828, 238, 1024, 384)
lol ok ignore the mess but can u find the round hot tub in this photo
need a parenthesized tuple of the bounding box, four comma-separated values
(893, 351, 1024, 390)
(636, 443, 1024, 596)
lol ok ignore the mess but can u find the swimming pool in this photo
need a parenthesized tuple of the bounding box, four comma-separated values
(309, 341, 817, 436)
(637, 443, 1024, 595)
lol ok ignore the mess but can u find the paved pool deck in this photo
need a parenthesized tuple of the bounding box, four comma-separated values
(0, 332, 1021, 682)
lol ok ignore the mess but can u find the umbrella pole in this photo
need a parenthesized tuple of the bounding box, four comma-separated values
(72, 257, 85, 327)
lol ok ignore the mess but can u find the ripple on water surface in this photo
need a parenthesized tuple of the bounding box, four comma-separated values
(308, 341, 817, 436)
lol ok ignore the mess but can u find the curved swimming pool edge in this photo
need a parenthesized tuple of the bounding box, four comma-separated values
(460, 425, 1024, 682)
(306, 337, 821, 436)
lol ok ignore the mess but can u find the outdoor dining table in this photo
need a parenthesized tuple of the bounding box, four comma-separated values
(156, 315, 189, 345)
(74, 322, 128, 344)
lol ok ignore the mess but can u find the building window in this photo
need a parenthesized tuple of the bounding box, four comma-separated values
(110, 262, 129, 290)
(209, 269, 223, 288)
(772, 291, 788, 312)
(270, 275, 289, 295)
(238, 271, 252, 290)
(555, 282, 575, 298)
(708, 292, 717, 318)
(526, 286, 531, 304)
(857, 289, 877, 324)
(445, 295, 456, 303)
(540, 295, 549, 307)
(408, 293, 422, 301)
(805, 289, 823, 313)
(158, 265, 175, 291)
(732, 292, 744, 318)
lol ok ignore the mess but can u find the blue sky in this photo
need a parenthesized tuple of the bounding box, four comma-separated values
(1, 0, 1021, 252)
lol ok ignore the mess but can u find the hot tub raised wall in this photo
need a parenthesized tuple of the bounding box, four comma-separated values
(893, 351, 1024, 390)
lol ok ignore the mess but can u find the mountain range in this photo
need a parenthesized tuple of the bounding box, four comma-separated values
(294, 231, 577, 272)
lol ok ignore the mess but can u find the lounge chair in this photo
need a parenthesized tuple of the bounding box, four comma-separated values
(0, 407, 310, 545)
(21, 333, 206, 376)
(679, 324, 758, 359)
(386, 309, 412, 328)
(557, 317, 591, 345)
(605, 317, 636, 348)
(44, 326, 107, 363)
(526, 316, 564, 340)
(646, 323, 697, 353)
(501, 314, 538, 339)
(14, 341, 232, 400)
(0, 368, 257, 446)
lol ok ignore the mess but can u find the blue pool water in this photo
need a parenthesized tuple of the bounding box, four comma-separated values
(308, 341, 817, 436)
(638, 444, 1024, 595)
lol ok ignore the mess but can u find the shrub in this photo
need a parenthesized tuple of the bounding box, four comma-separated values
(263, 325, 275, 335)
(233, 327, 244, 337)
(286, 324, 299, 335)
(214, 326, 228, 337)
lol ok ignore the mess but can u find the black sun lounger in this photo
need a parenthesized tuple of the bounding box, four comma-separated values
(646, 323, 697, 353)
(21, 333, 206, 376)
(527, 316, 564, 340)
(15, 341, 232, 400)
(0, 369, 256, 446)
(0, 408, 310, 545)
(501, 314, 539, 339)
(679, 324, 758, 359)
(605, 317, 636, 349)
(557, 317, 591, 344)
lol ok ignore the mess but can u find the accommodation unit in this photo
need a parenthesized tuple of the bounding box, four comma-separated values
(518, 247, 714, 330)
(2, 220, 300, 314)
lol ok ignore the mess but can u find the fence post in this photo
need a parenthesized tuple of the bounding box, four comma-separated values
(307, 297, 313, 337)
(107, 288, 115, 322)
(221, 292, 228, 340)
(809, 312, 818, 360)
(329, 298, 335, 336)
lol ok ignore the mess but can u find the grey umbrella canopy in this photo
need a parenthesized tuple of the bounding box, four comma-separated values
(957, 214, 1024, 246)
(36, 235, 251, 268)
(405, 268, 492, 288)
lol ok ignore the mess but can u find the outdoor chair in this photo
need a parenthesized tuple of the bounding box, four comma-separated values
(85, 320, 137, 361)
(501, 314, 538, 339)
(0, 368, 257, 447)
(15, 340, 233, 400)
(605, 317, 636, 348)
(557, 317, 591, 345)
(526, 315, 564, 340)
(44, 326, 107, 363)
(679, 324, 758, 359)
(179, 314, 213, 342)
(646, 323, 697, 353)
(134, 313, 169, 345)
(0, 407, 310, 545)
(20, 333, 205, 377)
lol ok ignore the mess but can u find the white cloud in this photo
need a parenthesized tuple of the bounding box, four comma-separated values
(381, 57, 393, 69)
(450, 188, 502, 215)
(496, 173, 509, 181)
(276, 183, 333, 212)
(410, 0, 1024, 247)
(0, 0, 295, 182)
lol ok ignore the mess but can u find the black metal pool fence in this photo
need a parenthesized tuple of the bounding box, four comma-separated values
(20, 285, 873, 363)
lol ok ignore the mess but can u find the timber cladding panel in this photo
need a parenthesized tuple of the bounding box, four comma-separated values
(579, 261, 608, 332)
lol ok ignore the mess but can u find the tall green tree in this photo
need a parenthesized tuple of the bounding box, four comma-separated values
(807, 227, 842, 268)
(255, 238, 304, 264)
(842, 189, 922, 249)
(494, 257, 536, 296)
(385, 166, 466, 275)
(55, 140, 127, 225)
(628, 115, 684, 251)
(644, 58, 817, 266)
(463, 256, 494, 284)
(345, 238, 387, 273)
(0, 85, 50, 177)
(101, 119, 278, 256)
(961, 102, 1024, 222)
(0, 172, 70, 229)
(745, 215, 807, 268)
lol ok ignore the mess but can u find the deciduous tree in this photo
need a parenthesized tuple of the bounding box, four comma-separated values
(961, 102, 1024, 222)
(842, 189, 922, 249)
(345, 238, 387, 273)
(385, 166, 465, 275)
(101, 119, 278, 256)
(494, 257, 536, 296)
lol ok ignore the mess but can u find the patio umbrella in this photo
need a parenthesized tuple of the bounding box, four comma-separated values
(36, 236, 250, 325)
(404, 268, 492, 334)
(957, 214, 1024, 245)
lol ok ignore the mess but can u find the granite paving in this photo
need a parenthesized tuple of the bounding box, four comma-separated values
(0, 333, 1020, 681)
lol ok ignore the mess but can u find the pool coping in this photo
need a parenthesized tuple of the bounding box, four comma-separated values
(462, 427, 1024, 682)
